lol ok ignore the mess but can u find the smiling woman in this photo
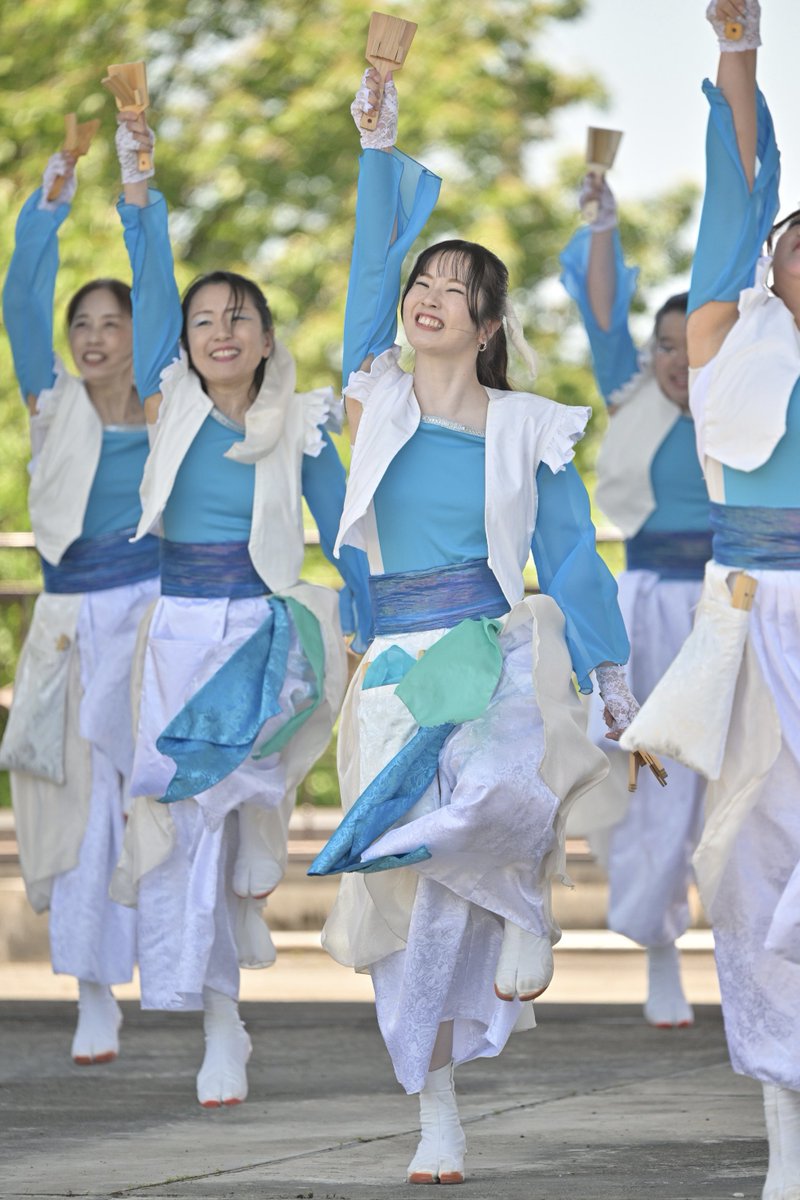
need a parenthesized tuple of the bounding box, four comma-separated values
(0, 151, 160, 1068)
(106, 107, 372, 1109)
(310, 71, 634, 1188)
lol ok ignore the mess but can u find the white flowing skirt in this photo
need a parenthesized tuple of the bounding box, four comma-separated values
(323, 603, 607, 1095)
(129, 595, 316, 1011)
(12, 578, 157, 984)
(586, 570, 706, 946)
(710, 569, 800, 1089)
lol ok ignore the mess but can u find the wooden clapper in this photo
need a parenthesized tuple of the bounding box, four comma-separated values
(102, 60, 152, 172)
(47, 114, 101, 203)
(360, 12, 417, 132)
(582, 126, 623, 224)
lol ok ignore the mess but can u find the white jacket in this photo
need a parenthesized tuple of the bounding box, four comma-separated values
(335, 348, 590, 607)
(133, 340, 340, 592)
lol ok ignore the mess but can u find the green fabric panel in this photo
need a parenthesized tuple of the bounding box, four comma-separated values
(395, 617, 504, 727)
(252, 597, 325, 759)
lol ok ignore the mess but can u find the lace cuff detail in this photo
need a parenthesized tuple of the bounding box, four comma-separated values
(302, 387, 344, 457)
(596, 663, 639, 738)
(39, 153, 77, 211)
(540, 404, 591, 474)
(706, 0, 761, 51)
(344, 345, 404, 406)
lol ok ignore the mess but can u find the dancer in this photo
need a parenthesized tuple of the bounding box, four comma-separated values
(678, 3, 799, 1196)
(107, 109, 370, 1107)
(0, 148, 160, 1063)
(311, 73, 635, 1185)
(560, 175, 711, 1027)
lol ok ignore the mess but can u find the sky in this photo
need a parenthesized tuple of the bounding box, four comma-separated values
(538, 0, 800, 215)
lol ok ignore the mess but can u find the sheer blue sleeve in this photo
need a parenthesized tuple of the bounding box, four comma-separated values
(117, 189, 182, 401)
(559, 225, 640, 403)
(2, 189, 69, 400)
(532, 461, 629, 693)
(688, 81, 780, 314)
(342, 147, 441, 385)
(302, 430, 373, 653)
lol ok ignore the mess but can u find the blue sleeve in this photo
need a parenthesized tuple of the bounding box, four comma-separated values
(688, 81, 780, 314)
(342, 147, 441, 385)
(117, 189, 183, 400)
(559, 225, 640, 403)
(2, 189, 69, 400)
(302, 430, 373, 653)
(532, 461, 630, 694)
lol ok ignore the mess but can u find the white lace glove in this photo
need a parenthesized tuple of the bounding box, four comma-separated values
(706, 0, 761, 52)
(351, 70, 398, 150)
(115, 117, 155, 183)
(596, 664, 639, 740)
(579, 173, 617, 232)
(38, 152, 77, 211)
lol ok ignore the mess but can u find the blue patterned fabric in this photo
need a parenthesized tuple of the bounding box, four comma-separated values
(710, 502, 800, 570)
(41, 527, 159, 593)
(156, 599, 291, 802)
(370, 559, 508, 636)
(308, 723, 445, 876)
(626, 530, 713, 580)
(160, 539, 267, 599)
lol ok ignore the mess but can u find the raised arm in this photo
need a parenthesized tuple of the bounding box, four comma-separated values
(343, 72, 440, 440)
(114, 112, 182, 421)
(559, 176, 640, 405)
(687, 2, 777, 368)
(2, 153, 77, 412)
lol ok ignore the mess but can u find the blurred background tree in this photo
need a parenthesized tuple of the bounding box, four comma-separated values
(0, 0, 697, 802)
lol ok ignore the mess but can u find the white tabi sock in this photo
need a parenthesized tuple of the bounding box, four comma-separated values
(494, 921, 554, 1001)
(196, 987, 252, 1108)
(233, 805, 285, 899)
(763, 1084, 800, 1200)
(407, 1062, 466, 1185)
(71, 980, 122, 1065)
(644, 943, 694, 1028)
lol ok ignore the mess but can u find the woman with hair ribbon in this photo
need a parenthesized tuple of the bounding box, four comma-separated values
(106, 107, 371, 1107)
(656, 3, 800, 1196)
(309, 71, 635, 1186)
(560, 164, 711, 1028)
(0, 144, 160, 1063)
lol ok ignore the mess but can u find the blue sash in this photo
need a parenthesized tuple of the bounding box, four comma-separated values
(370, 558, 508, 636)
(41, 528, 159, 594)
(710, 502, 800, 570)
(160, 539, 267, 599)
(625, 529, 712, 580)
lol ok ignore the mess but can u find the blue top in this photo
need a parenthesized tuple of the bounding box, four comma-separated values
(560, 223, 709, 534)
(371, 418, 629, 692)
(162, 411, 254, 543)
(117, 189, 373, 646)
(690, 82, 800, 508)
(82, 427, 151, 538)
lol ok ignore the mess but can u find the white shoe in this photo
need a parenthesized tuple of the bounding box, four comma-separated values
(196, 989, 252, 1108)
(407, 1063, 466, 1185)
(494, 922, 553, 1001)
(763, 1084, 800, 1200)
(71, 981, 122, 1065)
(644, 944, 694, 1028)
(233, 806, 284, 899)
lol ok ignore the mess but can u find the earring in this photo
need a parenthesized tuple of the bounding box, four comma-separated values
(478, 341, 487, 353)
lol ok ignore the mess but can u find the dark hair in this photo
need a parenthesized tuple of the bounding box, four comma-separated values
(653, 291, 688, 337)
(768, 208, 800, 255)
(65, 279, 132, 330)
(401, 239, 510, 390)
(181, 270, 274, 398)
